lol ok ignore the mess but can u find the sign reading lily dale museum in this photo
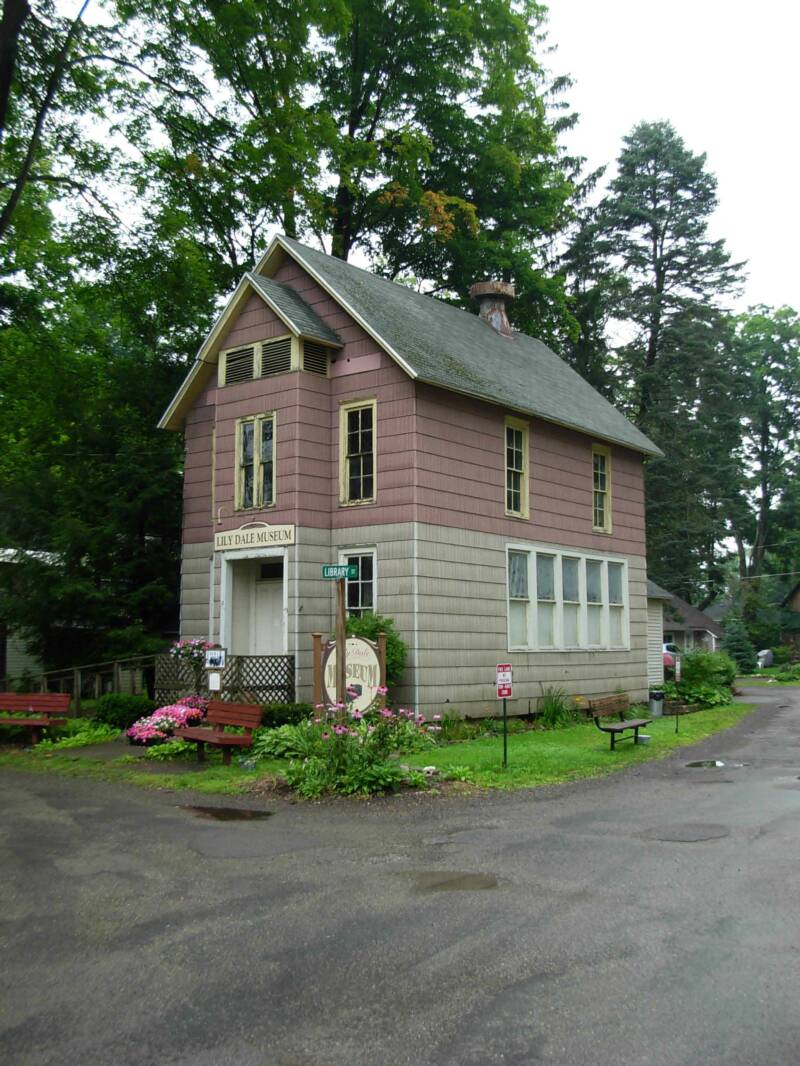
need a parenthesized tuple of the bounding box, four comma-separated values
(322, 638, 382, 713)
(214, 523, 295, 552)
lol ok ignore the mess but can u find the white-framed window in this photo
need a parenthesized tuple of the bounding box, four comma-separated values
(592, 445, 612, 532)
(506, 544, 629, 650)
(340, 399, 376, 504)
(339, 549, 376, 617)
(235, 413, 276, 511)
(505, 416, 529, 518)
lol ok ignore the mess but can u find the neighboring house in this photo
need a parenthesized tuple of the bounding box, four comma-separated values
(0, 550, 45, 685)
(782, 583, 800, 614)
(160, 235, 661, 715)
(646, 580, 672, 686)
(661, 590, 723, 653)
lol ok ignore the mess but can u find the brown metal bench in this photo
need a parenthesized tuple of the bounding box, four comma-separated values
(588, 694, 651, 751)
(174, 700, 262, 765)
(0, 693, 70, 745)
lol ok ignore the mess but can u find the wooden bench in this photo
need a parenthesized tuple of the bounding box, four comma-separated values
(588, 694, 651, 751)
(0, 693, 70, 745)
(174, 700, 262, 765)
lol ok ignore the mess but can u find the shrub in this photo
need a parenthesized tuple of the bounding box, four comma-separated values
(95, 694, 156, 731)
(537, 687, 579, 729)
(438, 716, 484, 742)
(773, 645, 793, 665)
(260, 702, 314, 727)
(722, 615, 758, 673)
(36, 723, 119, 750)
(774, 664, 800, 682)
(251, 722, 320, 760)
(681, 650, 736, 689)
(269, 699, 436, 797)
(345, 612, 407, 688)
(143, 738, 197, 761)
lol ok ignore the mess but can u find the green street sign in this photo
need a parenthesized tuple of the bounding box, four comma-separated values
(322, 564, 358, 580)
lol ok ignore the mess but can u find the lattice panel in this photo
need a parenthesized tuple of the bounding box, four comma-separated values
(155, 654, 295, 705)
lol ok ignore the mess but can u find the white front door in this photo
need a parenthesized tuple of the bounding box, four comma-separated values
(252, 579, 284, 655)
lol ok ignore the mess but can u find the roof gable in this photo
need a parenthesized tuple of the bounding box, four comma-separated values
(159, 271, 342, 430)
(257, 235, 661, 457)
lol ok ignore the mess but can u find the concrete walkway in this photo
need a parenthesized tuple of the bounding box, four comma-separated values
(1, 687, 799, 1065)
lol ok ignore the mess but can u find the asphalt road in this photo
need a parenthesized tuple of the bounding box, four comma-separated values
(2, 686, 800, 1066)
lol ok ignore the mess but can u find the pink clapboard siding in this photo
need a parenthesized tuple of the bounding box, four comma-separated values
(181, 251, 646, 550)
(414, 383, 647, 556)
(182, 257, 416, 542)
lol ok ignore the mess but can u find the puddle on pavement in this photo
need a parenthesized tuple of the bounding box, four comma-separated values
(685, 760, 744, 769)
(410, 871, 498, 893)
(180, 805, 273, 821)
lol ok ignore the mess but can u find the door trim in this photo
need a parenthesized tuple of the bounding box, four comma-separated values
(219, 546, 288, 655)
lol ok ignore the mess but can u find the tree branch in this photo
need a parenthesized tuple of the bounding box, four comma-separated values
(0, 0, 90, 241)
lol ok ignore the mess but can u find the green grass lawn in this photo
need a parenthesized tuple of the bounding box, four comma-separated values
(0, 701, 755, 796)
(406, 702, 755, 790)
(0, 745, 285, 795)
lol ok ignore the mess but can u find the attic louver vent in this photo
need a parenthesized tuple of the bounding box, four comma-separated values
(303, 341, 329, 376)
(223, 346, 255, 385)
(261, 337, 292, 377)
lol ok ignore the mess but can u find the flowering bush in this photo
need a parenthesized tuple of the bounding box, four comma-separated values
(169, 639, 216, 666)
(126, 695, 208, 745)
(267, 699, 439, 797)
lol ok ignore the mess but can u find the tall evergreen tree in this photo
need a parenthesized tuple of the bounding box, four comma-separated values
(583, 122, 746, 601)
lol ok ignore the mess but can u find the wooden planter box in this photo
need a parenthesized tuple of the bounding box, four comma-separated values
(664, 701, 700, 716)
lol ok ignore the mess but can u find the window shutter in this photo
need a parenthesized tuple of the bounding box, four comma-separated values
(303, 340, 329, 376)
(261, 337, 292, 377)
(223, 346, 255, 385)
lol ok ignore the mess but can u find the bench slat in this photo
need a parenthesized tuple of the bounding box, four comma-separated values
(0, 693, 70, 713)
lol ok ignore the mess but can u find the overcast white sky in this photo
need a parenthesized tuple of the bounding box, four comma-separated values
(544, 0, 799, 311)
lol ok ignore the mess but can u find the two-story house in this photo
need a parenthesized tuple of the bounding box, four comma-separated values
(160, 235, 661, 715)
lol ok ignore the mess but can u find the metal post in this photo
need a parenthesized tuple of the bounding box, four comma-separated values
(503, 697, 508, 768)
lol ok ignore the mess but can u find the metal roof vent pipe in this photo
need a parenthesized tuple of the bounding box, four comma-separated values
(469, 280, 515, 336)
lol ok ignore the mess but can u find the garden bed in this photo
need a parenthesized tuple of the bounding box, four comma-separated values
(0, 701, 754, 797)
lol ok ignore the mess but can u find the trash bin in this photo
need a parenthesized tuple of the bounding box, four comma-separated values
(649, 689, 664, 717)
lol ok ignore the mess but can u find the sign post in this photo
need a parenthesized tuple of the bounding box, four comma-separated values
(496, 663, 513, 768)
(322, 565, 358, 711)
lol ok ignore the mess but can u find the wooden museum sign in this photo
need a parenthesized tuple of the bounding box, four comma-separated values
(214, 523, 295, 552)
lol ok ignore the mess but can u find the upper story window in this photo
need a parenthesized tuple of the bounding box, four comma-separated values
(592, 445, 612, 532)
(339, 550, 376, 617)
(505, 416, 529, 518)
(506, 545, 629, 651)
(340, 399, 376, 505)
(236, 413, 276, 510)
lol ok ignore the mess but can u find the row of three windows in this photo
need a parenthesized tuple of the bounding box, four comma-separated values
(505, 419, 612, 533)
(235, 401, 374, 511)
(508, 548, 627, 650)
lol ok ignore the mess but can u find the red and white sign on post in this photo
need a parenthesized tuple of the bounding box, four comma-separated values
(496, 663, 513, 699)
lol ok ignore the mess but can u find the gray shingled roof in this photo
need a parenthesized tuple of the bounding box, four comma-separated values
(279, 236, 661, 456)
(247, 272, 342, 346)
(646, 579, 673, 600)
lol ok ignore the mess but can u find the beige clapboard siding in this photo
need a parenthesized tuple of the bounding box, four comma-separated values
(411, 522, 648, 713)
(180, 541, 212, 638)
(647, 600, 665, 685)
